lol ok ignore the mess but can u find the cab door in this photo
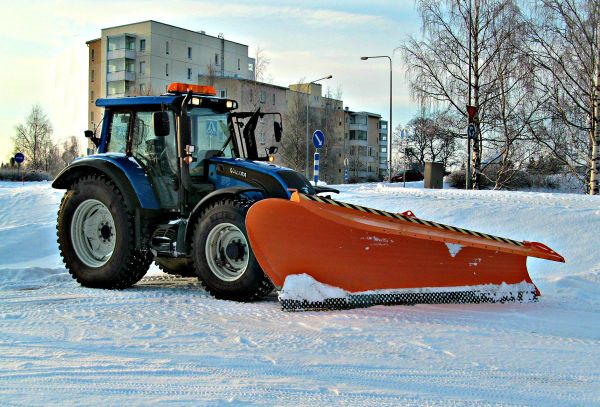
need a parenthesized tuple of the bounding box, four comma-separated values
(130, 110, 179, 209)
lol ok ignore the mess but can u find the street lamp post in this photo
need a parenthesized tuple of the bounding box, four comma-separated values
(305, 75, 333, 178)
(361, 56, 392, 182)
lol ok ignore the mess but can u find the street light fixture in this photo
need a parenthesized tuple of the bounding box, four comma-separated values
(361, 55, 392, 182)
(305, 75, 332, 178)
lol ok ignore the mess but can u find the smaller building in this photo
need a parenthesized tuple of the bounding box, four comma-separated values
(344, 110, 385, 182)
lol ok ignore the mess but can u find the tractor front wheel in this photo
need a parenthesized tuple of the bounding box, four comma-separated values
(192, 199, 273, 301)
(57, 175, 152, 288)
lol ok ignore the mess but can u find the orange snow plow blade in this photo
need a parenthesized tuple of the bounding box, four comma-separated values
(246, 192, 564, 311)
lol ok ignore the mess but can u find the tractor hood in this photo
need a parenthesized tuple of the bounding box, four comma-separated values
(208, 157, 315, 198)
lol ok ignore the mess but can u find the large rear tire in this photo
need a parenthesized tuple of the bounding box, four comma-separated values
(57, 174, 152, 288)
(192, 199, 273, 301)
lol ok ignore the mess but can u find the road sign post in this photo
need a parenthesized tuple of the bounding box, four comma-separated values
(14, 152, 24, 185)
(343, 157, 349, 183)
(312, 131, 325, 185)
(313, 152, 320, 185)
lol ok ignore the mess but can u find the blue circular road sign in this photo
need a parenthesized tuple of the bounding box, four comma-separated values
(312, 130, 325, 149)
(14, 152, 25, 164)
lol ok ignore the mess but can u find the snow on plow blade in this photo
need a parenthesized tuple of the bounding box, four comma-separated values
(246, 192, 565, 311)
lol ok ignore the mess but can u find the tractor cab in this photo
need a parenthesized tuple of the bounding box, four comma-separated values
(86, 82, 292, 213)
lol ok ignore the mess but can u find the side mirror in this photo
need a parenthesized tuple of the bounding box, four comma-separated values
(273, 121, 283, 143)
(153, 111, 170, 137)
(84, 130, 100, 147)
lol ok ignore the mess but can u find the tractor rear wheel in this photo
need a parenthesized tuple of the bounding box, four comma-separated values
(57, 174, 152, 288)
(192, 199, 273, 301)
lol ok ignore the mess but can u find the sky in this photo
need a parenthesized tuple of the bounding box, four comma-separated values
(0, 0, 422, 162)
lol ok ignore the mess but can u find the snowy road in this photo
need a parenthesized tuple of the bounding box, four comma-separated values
(1, 181, 599, 405)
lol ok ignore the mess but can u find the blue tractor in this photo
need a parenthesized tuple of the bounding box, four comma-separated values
(53, 83, 335, 301)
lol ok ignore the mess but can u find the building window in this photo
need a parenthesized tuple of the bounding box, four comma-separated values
(187, 68, 192, 80)
(272, 93, 276, 105)
(219, 88, 227, 98)
(91, 48, 95, 61)
(91, 111, 94, 123)
(140, 39, 145, 52)
(139, 83, 146, 95)
(188, 47, 192, 59)
(259, 131, 266, 145)
(349, 130, 367, 140)
(91, 69, 94, 82)
(166, 63, 169, 76)
(215, 53, 219, 66)
(166, 41, 169, 55)
(90, 90, 94, 102)
(238, 58, 240, 70)
(139, 61, 145, 74)
(259, 91, 266, 103)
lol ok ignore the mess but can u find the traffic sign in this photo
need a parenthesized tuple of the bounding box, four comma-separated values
(14, 152, 24, 164)
(467, 123, 477, 140)
(400, 129, 409, 141)
(343, 157, 349, 167)
(312, 130, 324, 149)
(466, 105, 478, 122)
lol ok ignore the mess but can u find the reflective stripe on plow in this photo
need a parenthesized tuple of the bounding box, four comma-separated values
(302, 194, 524, 248)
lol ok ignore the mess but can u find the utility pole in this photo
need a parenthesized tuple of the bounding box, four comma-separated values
(361, 55, 393, 181)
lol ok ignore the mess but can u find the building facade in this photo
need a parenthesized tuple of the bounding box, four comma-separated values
(86, 21, 389, 183)
(87, 20, 255, 132)
(344, 110, 387, 182)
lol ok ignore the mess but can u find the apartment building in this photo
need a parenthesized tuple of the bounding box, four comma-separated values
(86, 20, 255, 132)
(85, 21, 389, 183)
(344, 110, 386, 182)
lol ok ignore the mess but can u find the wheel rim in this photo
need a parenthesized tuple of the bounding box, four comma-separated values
(205, 222, 249, 282)
(70, 199, 116, 268)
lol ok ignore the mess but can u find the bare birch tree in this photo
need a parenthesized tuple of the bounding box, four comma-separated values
(281, 90, 310, 172)
(12, 105, 54, 171)
(525, 0, 600, 194)
(401, 0, 527, 189)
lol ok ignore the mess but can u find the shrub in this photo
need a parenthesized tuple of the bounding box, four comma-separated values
(0, 168, 52, 182)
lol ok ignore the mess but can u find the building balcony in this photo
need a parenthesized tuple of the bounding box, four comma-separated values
(107, 70, 136, 82)
(348, 123, 368, 131)
(107, 48, 136, 60)
(347, 139, 368, 147)
(379, 139, 387, 146)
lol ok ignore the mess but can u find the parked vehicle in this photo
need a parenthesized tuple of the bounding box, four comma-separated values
(390, 169, 423, 183)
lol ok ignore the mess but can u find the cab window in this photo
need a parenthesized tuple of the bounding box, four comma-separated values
(188, 108, 233, 176)
(108, 112, 131, 153)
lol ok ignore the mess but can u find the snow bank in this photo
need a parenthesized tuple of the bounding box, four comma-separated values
(0, 181, 599, 405)
(279, 274, 347, 302)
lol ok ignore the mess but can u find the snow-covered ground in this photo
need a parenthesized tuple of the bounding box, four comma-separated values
(1, 181, 599, 405)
